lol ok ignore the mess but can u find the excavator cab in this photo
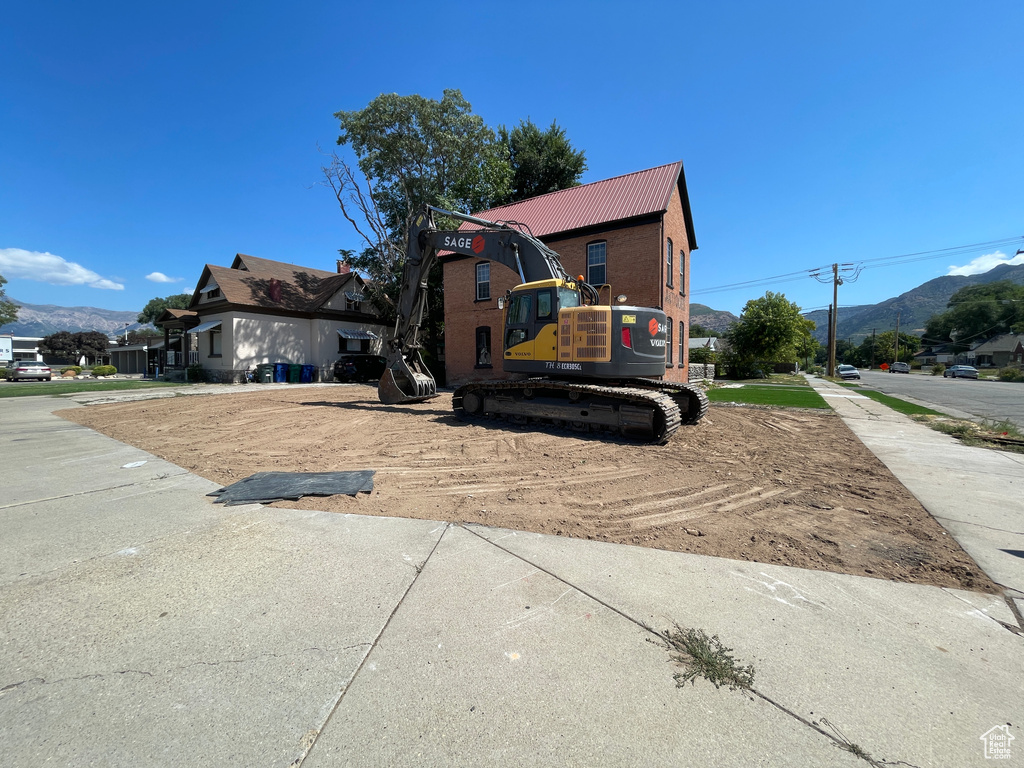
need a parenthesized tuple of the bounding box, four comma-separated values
(500, 278, 670, 380)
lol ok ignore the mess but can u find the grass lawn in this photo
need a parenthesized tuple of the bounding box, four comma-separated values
(0, 380, 185, 398)
(726, 374, 809, 387)
(855, 389, 945, 417)
(706, 384, 829, 409)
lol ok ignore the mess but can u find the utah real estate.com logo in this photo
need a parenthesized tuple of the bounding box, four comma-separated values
(980, 725, 1014, 760)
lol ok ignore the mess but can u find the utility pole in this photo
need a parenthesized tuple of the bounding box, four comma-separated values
(811, 262, 860, 377)
(827, 305, 834, 375)
(828, 263, 842, 376)
(894, 312, 900, 364)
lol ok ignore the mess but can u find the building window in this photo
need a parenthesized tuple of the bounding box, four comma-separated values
(344, 291, 363, 312)
(587, 241, 607, 285)
(209, 329, 222, 357)
(475, 326, 492, 367)
(679, 249, 686, 294)
(666, 238, 673, 288)
(339, 337, 366, 353)
(680, 320, 686, 366)
(476, 262, 490, 301)
(666, 318, 673, 365)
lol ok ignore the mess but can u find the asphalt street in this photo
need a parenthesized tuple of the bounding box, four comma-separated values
(856, 369, 1024, 429)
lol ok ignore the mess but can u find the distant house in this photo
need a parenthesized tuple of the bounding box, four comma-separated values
(913, 343, 956, 366)
(688, 337, 720, 352)
(442, 161, 698, 386)
(966, 334, 1024, 368)
(153, 255, 387, 382)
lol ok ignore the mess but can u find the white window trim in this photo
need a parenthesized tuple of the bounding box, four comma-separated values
(476, 262, 491, 301)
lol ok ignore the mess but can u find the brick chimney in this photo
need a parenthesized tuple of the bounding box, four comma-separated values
(337, 260, 351, 274)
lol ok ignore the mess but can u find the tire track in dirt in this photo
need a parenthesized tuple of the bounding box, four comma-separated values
(58, 386, 998, 592)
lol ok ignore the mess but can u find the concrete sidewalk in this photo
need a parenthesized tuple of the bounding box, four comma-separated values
(1, 393, 1021, 767)
(807, 375, 1024, 605)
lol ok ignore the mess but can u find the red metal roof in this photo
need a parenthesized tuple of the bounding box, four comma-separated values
(466, 161, 685, 238)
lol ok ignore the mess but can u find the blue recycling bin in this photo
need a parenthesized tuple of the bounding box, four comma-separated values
(273, 363, 288, 383)
(300, 364, 315, 383)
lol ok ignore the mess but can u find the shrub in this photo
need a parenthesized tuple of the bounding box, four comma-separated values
(998, 366, 1024, 382)
(689, 347, 717, 366)
(186, 364, 207, 383)
(61, 366, 83, 375)
(911, 360, 922, 370)
(931, 364, 945, 376)
(91, 365, 117, 377)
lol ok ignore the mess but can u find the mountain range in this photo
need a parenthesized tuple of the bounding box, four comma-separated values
(4, 261, 1023, 343)
(0, 299, 149, 338)
(802, 262, 1024, 344)
(688, 304, 739, 334)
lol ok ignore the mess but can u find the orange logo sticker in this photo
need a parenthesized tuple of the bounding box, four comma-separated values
(648, 318, 660, 336)
(472, 235, 486, 253)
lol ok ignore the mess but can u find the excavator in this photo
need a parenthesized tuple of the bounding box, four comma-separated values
(377, 205, 709, 443)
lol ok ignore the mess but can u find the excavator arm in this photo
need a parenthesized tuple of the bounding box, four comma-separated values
(378, 205, 578, 405)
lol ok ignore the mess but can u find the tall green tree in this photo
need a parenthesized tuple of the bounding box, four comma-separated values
(688, 322, 719, 339)
(0, 274, 19, 327)
(726, 292, 809, 376)
(118, 329, 163, 347)
(39, 331, 77, 359)
(323, 90, 511, 376)
(494, 119, 587, 205)
(856, 331, 919, 365)
(323, 91, 587, 380)
(39, 331, 109, 363)
(924, 280, 1024, 351)
(138, 293, 193, 325)
(77, 331, 110, 360)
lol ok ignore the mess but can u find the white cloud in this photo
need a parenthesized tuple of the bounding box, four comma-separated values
(0, 248, 124, 290)
(946, 250, 1024, 277)
(146, 272, 182, 283)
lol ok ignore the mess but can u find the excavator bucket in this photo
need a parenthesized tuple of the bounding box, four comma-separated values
(378, 357, 438, 405)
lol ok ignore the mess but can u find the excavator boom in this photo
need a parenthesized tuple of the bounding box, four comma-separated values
(379, 206, 572, 405)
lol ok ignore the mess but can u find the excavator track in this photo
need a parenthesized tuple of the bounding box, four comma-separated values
(630, 378, 710, 425)
(452, 379, 682, 444)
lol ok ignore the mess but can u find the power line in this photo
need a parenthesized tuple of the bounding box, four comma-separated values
(690, 235, 1024, 297)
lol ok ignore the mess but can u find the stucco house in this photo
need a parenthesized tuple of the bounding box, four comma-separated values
(966, 333, 1024, 368)
(154, 254, 387, 382)
(441, 161, 698, 387)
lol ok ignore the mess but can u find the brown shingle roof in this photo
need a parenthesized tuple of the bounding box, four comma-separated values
(971, 333, 1024, 354)
(230, 253, 338, 280)
(191, 255, 361, 313)
(461, 161, 696, 247)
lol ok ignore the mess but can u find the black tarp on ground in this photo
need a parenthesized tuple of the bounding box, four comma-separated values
(208, 470, 375, 506)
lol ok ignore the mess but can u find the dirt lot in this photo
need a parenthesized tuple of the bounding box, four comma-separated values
(59, 385, 996, 592)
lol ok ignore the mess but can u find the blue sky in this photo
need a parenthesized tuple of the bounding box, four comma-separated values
(2, 0, 1022, 321)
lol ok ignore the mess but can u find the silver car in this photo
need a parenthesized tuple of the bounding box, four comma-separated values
(5, 361, 52, 381)
(943, 365, 979, 379)
(837, 364, 861, 380)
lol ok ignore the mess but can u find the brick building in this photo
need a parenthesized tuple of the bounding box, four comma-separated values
(442, 161, 697, 386)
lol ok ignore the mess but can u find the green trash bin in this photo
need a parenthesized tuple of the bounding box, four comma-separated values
(288, 363, 302, 383)
(256, 363, 274, 383)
